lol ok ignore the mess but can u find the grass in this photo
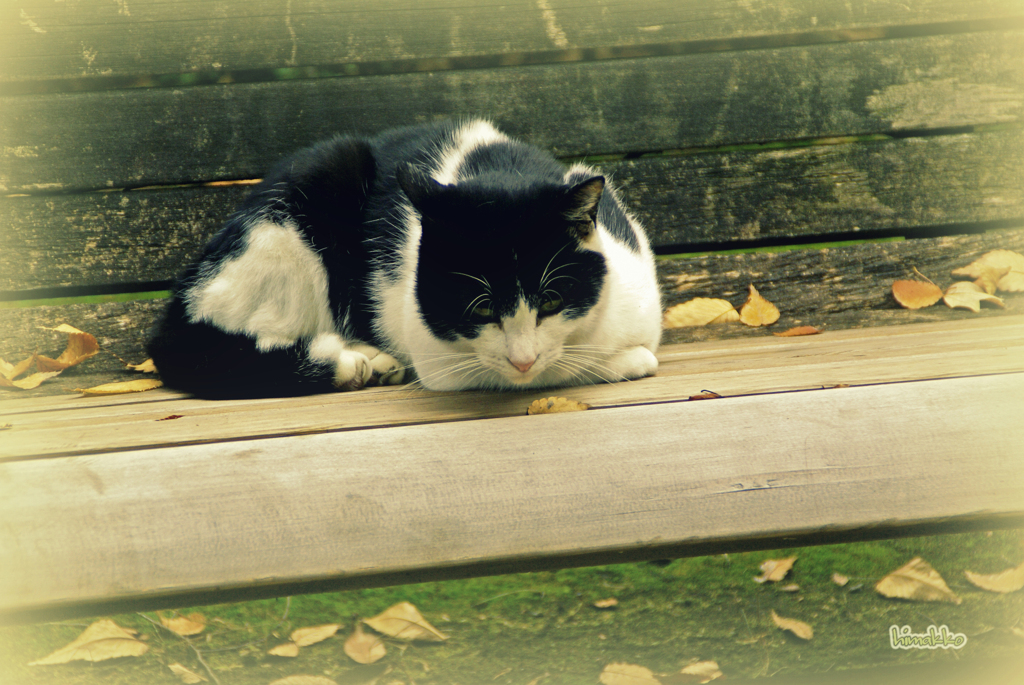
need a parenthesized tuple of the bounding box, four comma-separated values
(3, 530, 1022, 685)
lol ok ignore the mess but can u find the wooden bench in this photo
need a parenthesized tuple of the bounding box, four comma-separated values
(2, 0, 1023, 626)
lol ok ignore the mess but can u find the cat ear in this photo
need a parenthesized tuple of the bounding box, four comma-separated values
(564, 176, 605, 240)
(397, 163, 447, 209)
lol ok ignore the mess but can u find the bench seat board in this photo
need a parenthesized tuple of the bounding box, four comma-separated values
(1, 367, 1021, 624)
(3, 30, 1021, 193)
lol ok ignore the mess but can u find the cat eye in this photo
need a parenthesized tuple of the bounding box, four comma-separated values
(471, 304, 495, 319)
(538, 295, 563, 316)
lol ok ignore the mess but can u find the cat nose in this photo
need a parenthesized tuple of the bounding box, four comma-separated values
(508, 356, 536, 373)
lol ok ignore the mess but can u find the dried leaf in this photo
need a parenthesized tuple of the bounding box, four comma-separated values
(34, 324, 100, 371)
(663, 298, 738, 328)
(128, 358, 158, 373)
(168, 662, 208, 683)
(0, 370, 61, 390)
(754, 557, 796, 583)
(76, 378, 164, 395)
(527, 396, 591, 415)
(161, 613, 206, 636)
(770, 610, 813, 640)
(964, 560, 1024, 593)
(363, 602, 448, 642)
(688, 391, 722, 401)
(268, 677, 339, 685)
(292, 623, 341, 647)
(875, 557, 961, 604)
(739, 284, 780, 327)
(779, 584, 800, 592)
(0, 355, 36, 380)
(892, 280, 943, 309)
(268, 642, 301, 657)
(832, 573, 850, 587)
(974, 266, 1012, 295)
(942, 281, 1005, 313)
(952, 249, 1024, 291)
(29, 619, 148, 665)
(599, 662, 661, 685)
(344, 623, 387, 664)
(660, 660, 724, 684)
(593, 598, 619, 609)
(773, 326, 821, 337)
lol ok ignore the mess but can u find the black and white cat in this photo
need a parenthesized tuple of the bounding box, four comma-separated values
(148, 119, 662, 397)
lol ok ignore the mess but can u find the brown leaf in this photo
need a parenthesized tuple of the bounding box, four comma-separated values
(831, 573, 850, 587)
(952, 249, 1024, 291)
(76, 378, 164, 395)
(363, 602, 448, 642)
(964, 560, 1024, 593)
(892, 280, 943, 309)
(942, 281, 1005, 313)
(34, 324, 100, 371)
(128, 358, 159, 373)
(739, 284, 780, 327)
(688, 391, 722, 401)
(770, 610, 813, 640)
(875, 557, 961, 604)
(268, 642, 301, 657)
(344, 623, 387, 664)
(168, 662, 208, 683)
(161, 613, 206, 637)
(291, 623, 341, 647)
(527, 396, 591, 415)
(754, 557, 796, 583)
(599, 662, 661, 685)
(663, 298, 738, 328)
(29, 619, 148, 665)
(773, 325, 821, 337)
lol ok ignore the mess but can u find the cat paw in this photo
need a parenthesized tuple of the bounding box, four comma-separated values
(348, 344, 406, 386)
(333, 349, 373, 391)
(608, 345, 659, 381)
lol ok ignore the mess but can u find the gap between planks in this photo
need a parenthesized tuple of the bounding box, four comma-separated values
(1, 315, 1022, 461)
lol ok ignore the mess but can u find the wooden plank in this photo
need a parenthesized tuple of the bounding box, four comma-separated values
(4, 131, 1022, 293)
(4, 30, 1022, 193)
(3, 315, 1022, 460)
(5, 0, 1021, 86)
(1, 372, 1021, 622)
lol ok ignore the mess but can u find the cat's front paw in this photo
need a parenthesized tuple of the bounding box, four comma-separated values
(608, 345, 659, 381)
(348, 344, 406, 386)
(334, 349, 373, 391)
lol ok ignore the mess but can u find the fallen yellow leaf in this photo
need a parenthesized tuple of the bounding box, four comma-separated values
(593, 598, 619, 609)
(892, 280, 943, 309)
(875, 557, 961, 604)
(35, 324, 99, 371)
(773, 325, 821, 337)
(770, 610, 813, 640)
(128, 358, 158, 373)
(169, 662, 207, 683)
(599, 662, 661, 685)
(76, 379, 164, 395)
(291, 623, 341, 647)
(952, 249, 1024, 292)
(670, 660, 724, 684)
(268, 642, 300, 657)
(964, 560, 1024, 593)
(343, 622, 387, 664)
(754, 557, 796, 583)
(29, 619, 148, 665)
(267, 677, 340, 685)
(160, 613, 206, 637)
(662, 298, 739, 328)
(942, 281, 1005, 313)
(363, 602, 448, 642)
(527, 396, 591, 415)
(832, 573, 850, 587)
(739, 284, 780, 327)
(0, 370, 61, 390)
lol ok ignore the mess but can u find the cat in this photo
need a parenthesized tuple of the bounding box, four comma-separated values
(147, 119, 662, 398)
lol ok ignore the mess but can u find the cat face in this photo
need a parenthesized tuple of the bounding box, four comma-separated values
(402, 168, 609, 389)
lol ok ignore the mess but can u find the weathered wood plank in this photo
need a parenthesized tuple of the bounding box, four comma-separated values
(2, 315, 1022, 460)
(1, 372, 1021, 622)
(3, 31, 1021, 193)
(5, 0, 1020, 85)
(4, 131, 1022, 292)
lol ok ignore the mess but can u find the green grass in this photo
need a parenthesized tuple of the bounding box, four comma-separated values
(4, 531, 1022, 685)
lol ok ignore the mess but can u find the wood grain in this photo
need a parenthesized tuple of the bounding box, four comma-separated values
(3, 315, 1022, 460)
(3, 131, 1022, 292)
(3, 31, 1021, 193)
(5, 0, 1021, 85)
(1, 372, 1021, 622)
